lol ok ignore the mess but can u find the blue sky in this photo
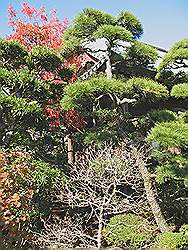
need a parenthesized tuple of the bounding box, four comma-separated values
(0, 0, 187, 49)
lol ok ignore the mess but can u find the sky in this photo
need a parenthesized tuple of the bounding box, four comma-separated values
(0, 0, 187, 50)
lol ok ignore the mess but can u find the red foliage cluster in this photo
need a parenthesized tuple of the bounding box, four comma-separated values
(40, 70, 64, 85)
(64, 53, 90, 83)
(8, 3, 68, 51)
(44, 106, 60, 128)
(64, 108, 87, 130)
(64, 54, 86, 70)
(0, 151, 34, 242)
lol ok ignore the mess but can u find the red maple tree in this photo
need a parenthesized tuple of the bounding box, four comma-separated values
(8, 2, 68, 51)
(7, 2, 87, 131)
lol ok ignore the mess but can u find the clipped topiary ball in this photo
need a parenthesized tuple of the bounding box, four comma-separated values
(155, 232, 188, 249)
(104, 213, 156, 248)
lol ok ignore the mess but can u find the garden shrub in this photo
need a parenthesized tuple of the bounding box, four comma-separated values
(147, 120, 188, 184)
(155, 232, 188, 249)
(156, 164, 181, 184)
(0, 151, 63, 249)
(61, 76, 169, 111)
(104, 213, 156, 248)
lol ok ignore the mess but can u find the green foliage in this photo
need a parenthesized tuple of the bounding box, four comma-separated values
(104, 213, 155, 248)
(155, 232, 188, 249)
(157, 38, 188, 82)
(93, 24, 133, 45)
(75, 8, 116, 39)
(130, 110, 177, 137)
(0, 38, 67, 161)
(62, 28, 83, 54)
(149, 109, 177, 123)
(83, 8, 116, 26)
(123, 41, 158, 67)
(159, 48, 188, 71)
(180, 224, 188, 236)
(62, 8, 142, 56)
(61, 76, 129, 110)
(171, 83, 188, 98)
(173, 38, 188, 50)
(147, 119, 188, 188)
(0, 92, 41, 114)
(146, 111, 188, 224)
(153, 153, 188, 187)
(62, 8, 116, 54)
(32, 160, 63, 188)
(117, 11, 143, 38)
(0, 67, 16, 87)
(74, 108, 126, 146)
(0, 39, 27, 69)
(126, 77, 169, 101)
(31, 159, 65, 219)
(178, 111, 188, 123)
(147, 121, 188, 149)
(29, 46, 62, 71)
(61, 76, 168, 111)
(0, 67, 47, 98)
(83, 124, 121, 146)
(156, 164, 182, 184)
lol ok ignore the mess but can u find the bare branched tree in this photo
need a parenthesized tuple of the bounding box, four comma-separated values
(35, 140, 170, 248)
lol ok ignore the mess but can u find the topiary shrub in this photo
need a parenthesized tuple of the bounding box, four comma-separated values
(104, 213, 156, 248)
(155, 232, 188, 249)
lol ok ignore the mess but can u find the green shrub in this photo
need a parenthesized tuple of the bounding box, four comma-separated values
(155, 154, 188, 184)
(155, 232, 188, 249)
(83, 124, 122, 145)
(29, 46, 62, 71)
(104, 213, 156, 248)
(0, 39, 27, 68)
(171, 83, 188, 98)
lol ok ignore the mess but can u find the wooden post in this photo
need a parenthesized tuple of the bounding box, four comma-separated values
(67, 134, 74, 164)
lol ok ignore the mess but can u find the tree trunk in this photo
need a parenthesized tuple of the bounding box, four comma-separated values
(105, 50, 112, 80)
(137, 156, 171, 233)
(67, 134, 74, 164)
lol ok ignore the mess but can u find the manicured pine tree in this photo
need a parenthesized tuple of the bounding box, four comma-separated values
(61, 8, 173, 232)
